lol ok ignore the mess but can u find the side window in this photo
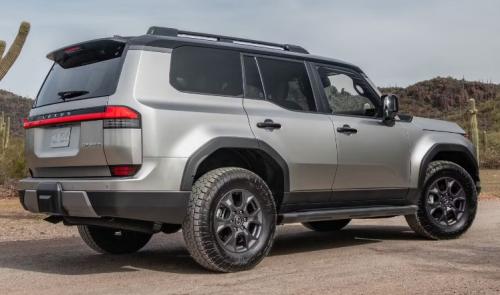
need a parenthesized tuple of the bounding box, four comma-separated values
(317, 66, 378, 117)
(170, 46, 243, 97)
(243, 56, 264, 99)
(257, 57, 316, 112)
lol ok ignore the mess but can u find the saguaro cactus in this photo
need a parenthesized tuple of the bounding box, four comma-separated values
(0, 112, 11, 155)
(0, 21, 30, 81)
(0, 40, 6, 59)
(468, 99, 479, 162)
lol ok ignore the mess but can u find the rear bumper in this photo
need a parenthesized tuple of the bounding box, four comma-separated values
(19, 157, 190, 224)
(19, 186, 190, 224)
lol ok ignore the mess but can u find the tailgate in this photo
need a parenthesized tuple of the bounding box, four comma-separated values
(25, 39, 142, 178)
(26, 98, 109, 177)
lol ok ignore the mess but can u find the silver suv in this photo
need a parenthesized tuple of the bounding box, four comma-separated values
(19, 27, 480, 272)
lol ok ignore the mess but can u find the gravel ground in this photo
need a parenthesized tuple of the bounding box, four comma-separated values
(0, 198, 499, 294)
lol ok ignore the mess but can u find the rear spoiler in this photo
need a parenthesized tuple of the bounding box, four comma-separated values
(46, 37, 128, 68)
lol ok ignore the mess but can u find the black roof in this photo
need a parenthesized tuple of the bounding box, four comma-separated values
(48, 26, 363, 73)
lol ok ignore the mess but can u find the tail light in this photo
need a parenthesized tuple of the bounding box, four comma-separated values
(102, 106, 141, 129)
(109, 165, 140, 177)
(23, 105, 140, 129)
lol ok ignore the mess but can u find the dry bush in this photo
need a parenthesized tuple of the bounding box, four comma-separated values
(480, 132, 500, 169)
(0, 137, 27, 185)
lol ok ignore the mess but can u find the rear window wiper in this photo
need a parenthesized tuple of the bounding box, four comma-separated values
(57, 90, 89, 100)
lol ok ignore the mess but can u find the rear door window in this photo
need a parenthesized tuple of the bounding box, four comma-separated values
(170, 46, 243, 97)
(256, 57, 316, 112)
(36, 40, 125, 107)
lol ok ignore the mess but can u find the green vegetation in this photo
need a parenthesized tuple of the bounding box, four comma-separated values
(0, 90, 31, 184)
(0, 137, 26, 184)
(0, 112, 11, 154)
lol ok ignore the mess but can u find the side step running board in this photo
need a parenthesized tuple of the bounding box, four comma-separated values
(280, 205, 417, 224)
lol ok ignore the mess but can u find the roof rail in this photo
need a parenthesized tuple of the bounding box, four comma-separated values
(146, 26, 309, 54)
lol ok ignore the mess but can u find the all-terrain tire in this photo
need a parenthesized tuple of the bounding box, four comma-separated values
(78, 225, 152, 254)
(405, 160, 477, 240)
(182, 167, 277, 272)
(302, 219, 351, 232)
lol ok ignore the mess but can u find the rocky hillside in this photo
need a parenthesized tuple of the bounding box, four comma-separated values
(0, 90, 32, 137)
(381, 77, 500, 133)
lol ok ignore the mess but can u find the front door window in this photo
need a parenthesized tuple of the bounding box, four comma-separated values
(317, 67, 378, 117)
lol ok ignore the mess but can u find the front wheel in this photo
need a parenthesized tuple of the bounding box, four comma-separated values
(78, 225, 152, 254)
(182, 167, 277, 272)
(405, 160, 478, 240)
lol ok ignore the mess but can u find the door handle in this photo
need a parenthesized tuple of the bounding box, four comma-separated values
(257, 119, 281, 129)
(337, 124, 357, 134)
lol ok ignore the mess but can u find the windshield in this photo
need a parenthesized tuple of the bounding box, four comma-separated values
(35, 40, 125, 107)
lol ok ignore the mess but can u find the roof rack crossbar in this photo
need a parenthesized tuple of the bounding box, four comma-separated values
(147, 26, 309, 54)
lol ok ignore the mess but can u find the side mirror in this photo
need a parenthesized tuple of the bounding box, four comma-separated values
(381, 94, 399, 125)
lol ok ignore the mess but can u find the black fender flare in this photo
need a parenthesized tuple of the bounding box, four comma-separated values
(418, 143, 479, 188)
(180, 137, 290, 192)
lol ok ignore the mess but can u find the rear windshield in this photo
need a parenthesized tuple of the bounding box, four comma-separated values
(35, 40, 125, 107)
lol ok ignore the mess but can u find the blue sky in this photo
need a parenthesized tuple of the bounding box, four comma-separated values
(1, 0, 499, 98)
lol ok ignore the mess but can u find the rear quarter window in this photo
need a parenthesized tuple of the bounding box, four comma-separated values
(170, 46, 243, 97)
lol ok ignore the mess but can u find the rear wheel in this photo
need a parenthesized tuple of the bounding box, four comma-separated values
(302, 219, 351, 232)
(78, 225, 152, 254)
(182, 167, 276, 272)
(405, 161, 477, 240)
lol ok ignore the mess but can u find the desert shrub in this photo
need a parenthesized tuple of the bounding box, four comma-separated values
(0, 137, 27, 184)
(480, 132, 500, 169)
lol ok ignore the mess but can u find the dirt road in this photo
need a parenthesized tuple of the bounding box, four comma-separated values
(1, 198, 499, 294)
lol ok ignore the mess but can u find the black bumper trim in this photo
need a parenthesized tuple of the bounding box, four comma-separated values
(19, 189, 191, 225)
(87, 191, 190, 224)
